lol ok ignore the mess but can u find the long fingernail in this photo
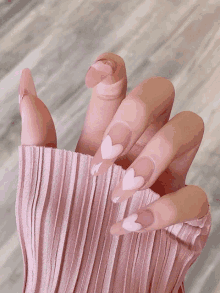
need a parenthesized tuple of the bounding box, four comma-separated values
(19, 69, 37, 111)
(19, 92, 25, 105)
(110, 209, 155, 234)
(123, 210, 155, 231)
(111, 156, 155, 203)
(19, 68, 37, 97)
(85, 59, 117, 88)
(90, 122, 132, 176)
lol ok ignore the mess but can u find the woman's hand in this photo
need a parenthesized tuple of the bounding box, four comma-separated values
(19, 52, 210, 236)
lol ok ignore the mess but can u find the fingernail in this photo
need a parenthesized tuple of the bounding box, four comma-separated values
(19, 93, 23, 104)
(19, 68, 37, 97)
(90, 122, 132, 176)
(85, 59, 117, 88)
(19, 88, 29, 115)
(19, 69, 37, 112)
(122, 210, 155, 232)
(122, 157, 155, 191)
(111, 156, 155, 203)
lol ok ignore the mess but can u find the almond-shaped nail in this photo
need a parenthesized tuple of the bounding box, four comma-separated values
(19, 68, 37, 112)
(110, 209, 155, 235)
(85, 59, 117, 88)
(90, 122, 132, 176)
(19, 68, 37, 97)
(111, 156, 155, 203)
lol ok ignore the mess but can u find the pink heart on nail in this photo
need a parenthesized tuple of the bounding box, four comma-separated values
(122, 213, 142, 231)
(122, 168, 145, 191)
(101, 135, 123, 160)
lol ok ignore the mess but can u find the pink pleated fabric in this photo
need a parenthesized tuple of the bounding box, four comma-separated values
(15, 146, 212, 293)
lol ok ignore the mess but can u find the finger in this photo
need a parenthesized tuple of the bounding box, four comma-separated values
(151, 142, 201, 196)
(110, 185, 210, 235)
(75, 52, 127, 155)
(90, 76, 175, 176)
(110, 111, 204, 203)
(19, 68, 57, 148)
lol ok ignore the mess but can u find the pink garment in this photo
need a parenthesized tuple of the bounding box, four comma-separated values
(15, 146, 211, 293)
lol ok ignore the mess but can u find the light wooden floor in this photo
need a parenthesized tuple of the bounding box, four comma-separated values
(1, 0, 220, 292)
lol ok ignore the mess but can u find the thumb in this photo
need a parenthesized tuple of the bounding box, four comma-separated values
(19, 68, 57, 148)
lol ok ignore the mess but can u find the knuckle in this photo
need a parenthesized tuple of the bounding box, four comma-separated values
(190, 185, 209, 203)
(149, 76, 175, 89)
(142, 77, 175, 102)
(185, 185, 210, 218)
(160, 77, 175, 91)
(180, 111, 204, 124)
(177, 111, 205, 132)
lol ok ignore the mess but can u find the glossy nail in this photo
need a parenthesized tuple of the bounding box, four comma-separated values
(90, 122, 132, 176)
(85, 59, 117, 88)
(19, 69, 37, 112)
(111, 156, 155, 203)
(110, 209, 155, 234)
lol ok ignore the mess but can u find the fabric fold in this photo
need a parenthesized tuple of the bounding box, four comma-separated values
(15, 146, 212, 293)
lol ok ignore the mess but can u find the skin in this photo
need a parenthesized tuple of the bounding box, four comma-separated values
(19, 52, 210, 235)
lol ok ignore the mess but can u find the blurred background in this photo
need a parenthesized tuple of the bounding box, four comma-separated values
(0, 0, 220, 292)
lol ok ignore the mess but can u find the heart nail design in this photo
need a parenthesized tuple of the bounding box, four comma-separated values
(122, 213, 142, 231)
(112, 196, 120, 203)
(122, 168, 145, 191)
(91, 162, 102, 176)
(101, 135, 124, 160)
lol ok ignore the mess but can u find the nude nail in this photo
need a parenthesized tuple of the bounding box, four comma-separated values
(101, 122, 132, 159)
(85, 59, 117, 88)
(19, 69, 37, 112)
(90, 122, 132, 176)
(122, 210, 155, 232)
(19, 69, 37, 97)
(122, 157, 155, 191)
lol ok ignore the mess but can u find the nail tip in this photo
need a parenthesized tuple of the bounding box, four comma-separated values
(90, 165, 99, 176)
(20, 69, 37, 98)
(90, 168, 95, 176)
(110, 226, 119, 235)
(85, 59, 116, 88)
(21, 68, 31, 76)
(112, 196, 120, 203)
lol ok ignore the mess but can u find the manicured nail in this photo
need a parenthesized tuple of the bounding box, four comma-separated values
(85, 59, 117, 88)
(90, 122, 132, 176)
(110, 209, 155, 234)
(19, 93, 22, 104)
(19, 69, 37, 112)
(19, 69, 37, 97)
(111, 156, 155, 203)
(112, 196, 121, 203)
(19, 88, 29, 114)
(91, 162, 102, 176)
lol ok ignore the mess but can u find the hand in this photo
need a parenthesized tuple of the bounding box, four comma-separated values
(18, 52, 210, 236)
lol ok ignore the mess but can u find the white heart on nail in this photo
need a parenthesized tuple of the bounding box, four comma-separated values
(91, 162, 102, 176)
(122, 213, 142, 231)
(101, 135, 124, 160)
(122, 168, 145, 191)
